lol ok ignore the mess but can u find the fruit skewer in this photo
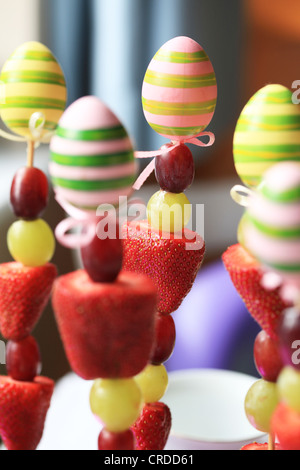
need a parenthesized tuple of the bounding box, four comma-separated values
(224, 84, 300, 451)
(122, 36, 216, 449)
(0, 41, 67, 451)
(0, 132, 57, 451)
(49, 96, 161, 450)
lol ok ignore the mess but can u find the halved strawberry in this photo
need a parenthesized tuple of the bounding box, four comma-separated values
(272, 403, 300, 451)
(241, 442, 281, 451)
(0, 375, 54, 450)
(131, 401, 172, 450)
(222, 244, 290, 339)
(0, 263, 57, 341)
(122, 220, 205, 315)
(52, 270, 157, 380)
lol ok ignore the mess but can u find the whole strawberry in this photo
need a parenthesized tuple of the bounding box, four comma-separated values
(131, 402, 172, 450)
(222, 244, 290, 339)
(52, 269, 157, 380)
(0, 375, 54, 450)
(0, 262, 57, 341)
(122, 220, 205, 315)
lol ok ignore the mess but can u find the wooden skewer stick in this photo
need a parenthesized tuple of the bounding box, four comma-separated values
(26, 140, 35, 168)
(268, 433, 275, 451)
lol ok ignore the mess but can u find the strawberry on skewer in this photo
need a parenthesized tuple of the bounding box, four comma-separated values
(0, 376, 54, 451)
(222, 244, 290, 340)
(0, 263, 57, 341)
(131, 402, 172, 451)
(52, 269, 158, 380)
(122, 220, 205, 315)
(241, 442, 281, 451)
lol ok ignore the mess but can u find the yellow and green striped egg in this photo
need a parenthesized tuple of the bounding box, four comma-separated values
(0, 41, 67, 141)
(233, 84, 300, 189)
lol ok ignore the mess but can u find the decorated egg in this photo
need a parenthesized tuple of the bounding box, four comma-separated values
(240, 162, 300, 291)
(0, 41, 67, 141)
(49, 96, 137, 213)
(142, 36, 217, 141)
(233, 84, 300, 189)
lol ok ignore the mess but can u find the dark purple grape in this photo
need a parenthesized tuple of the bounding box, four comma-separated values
(10, 167, 49, 220)
(6, 336, 42, 382)
(155, 143, 195, 193)
(277, 308, 300, 371)
(80, 221, 123, 283)
(253, 330, 283, 382)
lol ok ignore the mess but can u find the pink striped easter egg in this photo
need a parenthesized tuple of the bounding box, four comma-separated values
(142, 36, 217, 141)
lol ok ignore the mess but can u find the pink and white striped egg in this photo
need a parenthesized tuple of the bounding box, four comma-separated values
(142, 36, 217, 141)
(49, 96, 137, 214)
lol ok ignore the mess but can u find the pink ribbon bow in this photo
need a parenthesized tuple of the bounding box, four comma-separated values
(132, 132, 215, 190)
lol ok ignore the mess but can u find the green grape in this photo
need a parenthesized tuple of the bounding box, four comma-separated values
(244, 379, 279, 433)
(135, 364, 168, 403)
(7, 219, 55, 267)
(277, 367, 300, 413)
(147, 190, 191, 233)
(90, 378, 143, 433)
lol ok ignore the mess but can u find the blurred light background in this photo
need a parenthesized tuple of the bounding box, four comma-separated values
(0, 0, 300, 381)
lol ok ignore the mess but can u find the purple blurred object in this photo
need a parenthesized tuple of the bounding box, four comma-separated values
(166, 261, 260, 375)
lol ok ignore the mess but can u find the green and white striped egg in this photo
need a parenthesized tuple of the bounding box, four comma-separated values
(49, 96, 137, 214)
(239, 162, 300, 283)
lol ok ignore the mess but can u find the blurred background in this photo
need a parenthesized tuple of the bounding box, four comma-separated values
(1, 0, 300, 382)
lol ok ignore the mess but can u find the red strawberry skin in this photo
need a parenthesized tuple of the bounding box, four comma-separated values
(131, 402, 172, 450)
(52, 270, 157, 380)
(122, 220, 205, 315)
(0, 375, 54, 450)
(241, 442, 281, 451)
(272, 403, 300, 451)
(222, 244, 290, 340)
(0, 262, 57, 341)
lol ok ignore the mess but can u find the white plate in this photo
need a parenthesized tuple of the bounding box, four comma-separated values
(33, 369, 266, 450)
(164, 369, 267, 451)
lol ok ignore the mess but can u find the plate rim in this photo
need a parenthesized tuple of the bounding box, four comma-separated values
(164, 368, 266, 444)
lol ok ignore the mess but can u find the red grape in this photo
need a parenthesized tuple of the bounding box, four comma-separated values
(277, 308, 300, 371)
(10, 167, 49, 220)
(151, 314, 176, 365)
(6, 336, 42, 382)
(155, 143, 195, 193)
(253, 330, 284, 382)
(98, 428, 136, 450)
(80, 220, 123, 283)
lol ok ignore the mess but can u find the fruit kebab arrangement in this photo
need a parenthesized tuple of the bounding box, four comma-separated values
(223, 84, 300, 450)
(0, 41, 67, 450)
(47, 36, 217, 451)
(49, 95, 167, 451)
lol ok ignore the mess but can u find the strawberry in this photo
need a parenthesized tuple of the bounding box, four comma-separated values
(0, 262, 57, 341)
(122, 220, 205, 315)
(131, 402, 172, 450)
(222, 244, 290, 340)
(0, 375, 54, 450)
(272, 403, 300, 451)
(52, 270, 157, 380)
(241, 442, 281, 451)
